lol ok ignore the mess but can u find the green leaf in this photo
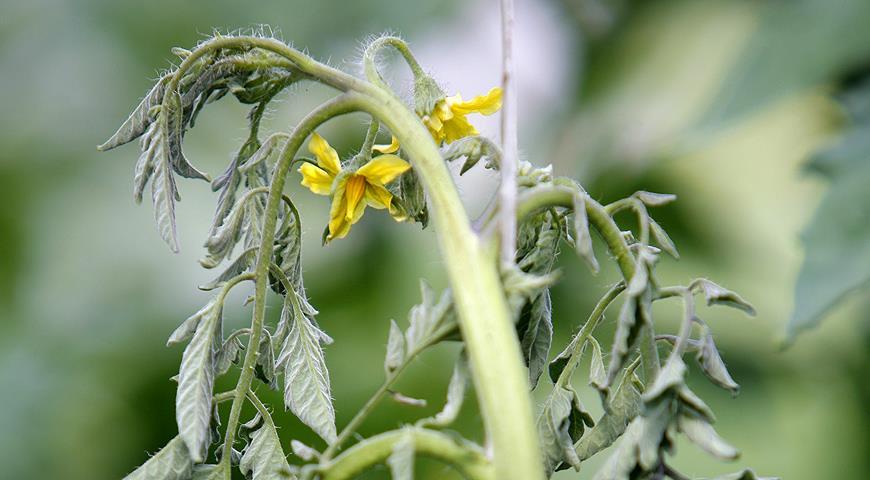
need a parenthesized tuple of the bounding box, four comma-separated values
(384, 319, 406, 374)
(417, 358, 468, 428)
(122, 435, 193, 480)
(167, 301, 214, 346)
(537, 386, 595, 473)
(290, 440, 319, 462)
(199, 247, 256, 290)
(404, 280, 456, 353)
(588, 337, 607, 390)
(239, 133, 289, 173)
(190, 464, 225, 480)
(99, 74, 171, 152)
(649, 218, 679, 259)
(215, 335, 242, 376)
(164, 89, 209, 181)
(788, 127, 870, 339)
(696, 328, 740, 395)
(605, 295, 645, 388)
(239, 420, 294, 480)
(387, 430, 415, 480)
(176, 301, 221, 462)
(576, 367, 642, 462)
(520, 289, 553, 389)
(255, 330, 276, 389)
(690, 279, 756, 316)
(276, 299, 336, 443)
(201, 189, 256, 268)
(678, 413, 739, 460)
(442, 136, 500, 174)
(699, 0, 870, 130)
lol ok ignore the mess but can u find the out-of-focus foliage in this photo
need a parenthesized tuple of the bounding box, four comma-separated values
(0, 0, 868, 479)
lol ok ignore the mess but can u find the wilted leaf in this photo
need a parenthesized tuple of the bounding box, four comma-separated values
(215, 335, 242, 376)
(239, 420, 294, 480)
(576, 367, 642, 462)
(649, 218, 679, 259)
(520, 289, 553, 389)
(385, 319, 406, 374)
(255, 331, 276, 389)
(99, 74, 171, 152)
(276, 299, 336, 443)
(573, 192, 600, 273)
(691, 279, 756, 316)
(537, 386, 595, 473)
(290, 440, 319, 462)
(167, 300, 214, 346)
(190, 464, 225, 480)
(417, 358, 468, 428)
(122, 435, 193, 480)
(633, 191, 677, 207)
(678, 413, 739, 460)
(176, 301, 221, 462)
(405, 280, 456, 353)
(588, 337, 607, 390)
(199, 247, 256, 290)
(696, 329, 740, 395)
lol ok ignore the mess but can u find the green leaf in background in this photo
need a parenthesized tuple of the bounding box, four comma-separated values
(788, 125, 870, 339)
(519, 289, 554, 389)
(122, 435, 193, 480)
(699, 0, 870, 131)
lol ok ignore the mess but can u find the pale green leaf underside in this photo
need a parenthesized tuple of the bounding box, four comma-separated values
(122, 435, 193, 480)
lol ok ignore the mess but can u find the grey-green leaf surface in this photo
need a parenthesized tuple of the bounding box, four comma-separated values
(418, 358, 467, 428)
(176, 302, 221, 462)
(696, 329, 740, 394)
(167, 300, 214, 346)
(678, 413, 739, 460)
(277, 301, 336, 443)
(384, 319, 406, 374)
(788, 126, 870, 339)
(537, 386, 594, 473)
(576, 367, 642, 462)
(691, 279, 756, 316)
(122, 436, 193, 480)
(99, 74, 170, 151)
(572, 192, 599, 272)
(239, 420, 294, 480)
(520, 289, 553, 389)
(190, 464, 226, 480)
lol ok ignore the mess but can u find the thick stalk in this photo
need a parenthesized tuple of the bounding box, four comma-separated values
(219, 95, 365, 476)
(319, 429, 494, 480)
(356, 88, 545, 480)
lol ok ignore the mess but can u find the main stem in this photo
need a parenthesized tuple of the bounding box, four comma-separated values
(357, 88, 545, 480)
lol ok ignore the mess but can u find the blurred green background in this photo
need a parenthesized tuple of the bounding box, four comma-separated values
(1, 0, 868, 478)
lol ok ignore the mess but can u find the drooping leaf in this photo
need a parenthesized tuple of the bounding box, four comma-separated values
(276, 299, 336, 443)
(199, 247, 256, 291)
(215, 335, 243, 376)
(99, 74, 171, 151)
(576, 367, 643, 462)
(404, 280, 456, 353)
(384, 319, 406, 374)
(239, 420, 294, 480)
(190, 464, 226, 480)
(520, 289, 553, 389)
(387, 430, 415, 480)
(678, 413, 739, 460)
(290, 440, 319, 462)
(163, 89, 209, 181)
(691, 279, 756, 316)
(633, 191, 677, 207)
(696, 328, 740, 395)
(788, 125, 870, 339)
(537, 385, 595, 473)
(605, 296, 643, 387)
(417, 358, 468, 428)
(239, 133, 289, 173)
(201, 189, 257, 268)
(167, 300, 214, 346)
(442, 135, 500, 174)
(649, 218, 679, 259)
(588, 337, 607, 390)
(146, 110, 182, 252)
(176, 301, 222, 462)
(255, 330, 277, 389)
(122, 435, 193, 480)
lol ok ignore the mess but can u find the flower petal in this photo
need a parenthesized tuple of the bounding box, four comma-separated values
(357, 155, 411, 185)
(298, 163, 334, 195)
(373, 135, 400, 154)
(343, 175, 368, 221)
(365, 183, 393, 210)
(308, 132, 341, 176)
(442, 114, 478, 144)
(450, 87, 503, 116)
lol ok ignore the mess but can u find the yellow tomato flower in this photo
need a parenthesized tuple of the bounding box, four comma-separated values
(422, 87, 503, 144)
(299, 133, 411, 241)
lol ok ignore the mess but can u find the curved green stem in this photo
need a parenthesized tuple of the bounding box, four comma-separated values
(362, 36, 426, 88)
(318, 428, 494, 480)
(219, 95, 366, 476)
(516, 185, 661, 384)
